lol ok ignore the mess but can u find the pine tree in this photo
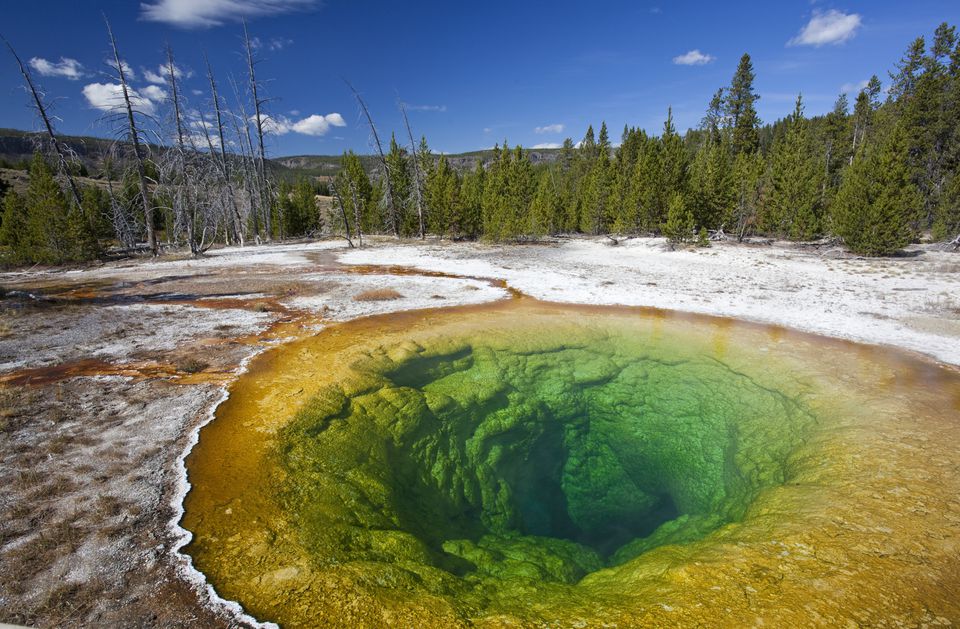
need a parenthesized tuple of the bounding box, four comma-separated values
(69, 187, 105, 260)
(731, 151, 765, 240)
(385, 134, 412, 235)
(823, 93, 851, 193)
(23, 152, 72, 263)
(0, 191, 28, 263)
(334, 151, 375, 235)
(557, 137, 580, 232)
(579, 146, 614, 234)
(654, 109, 688, 229)
(662, 192, 694, 243)
(851, 76, 882, 158)
(833, 125, 920, 255)
(529, 170, 558, 237)
(505, 145, 535, 238)
(765, 95, 823, 239)
(689, 96, 734, 230)
(482, 144, 509, 240)
(425, 154, 459, 237)
(597, 121, 610, 156)
(459, 159, 485, 239)
(726, 53, 761, 156)
(628, 139, 661, 232)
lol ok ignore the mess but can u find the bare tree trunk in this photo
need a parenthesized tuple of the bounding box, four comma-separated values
(243, 20, 271, 240)
(3, 36, 84, 210)
(105, 15, 157, 255)
(350, 180, 364, 248)
(165, 45, 199, 255)
(206, 56, 243, 245)
(399, 101, 426, 239)
(231, 75, 262, 242)
(330, 182, 354, 248)
(345, 79, 399, 236)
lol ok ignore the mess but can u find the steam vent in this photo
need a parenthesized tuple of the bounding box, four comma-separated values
(183, 301, 960, 627)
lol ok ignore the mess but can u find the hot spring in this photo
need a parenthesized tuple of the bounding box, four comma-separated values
(182, 300, 960, 627)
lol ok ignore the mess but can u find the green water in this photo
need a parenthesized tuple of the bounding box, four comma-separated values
(277, 326, 816, 598)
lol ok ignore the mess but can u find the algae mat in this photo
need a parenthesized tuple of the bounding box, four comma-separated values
(182, 300, 960, 627)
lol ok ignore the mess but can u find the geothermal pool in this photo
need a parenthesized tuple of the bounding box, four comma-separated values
(182, 300, 960, 627)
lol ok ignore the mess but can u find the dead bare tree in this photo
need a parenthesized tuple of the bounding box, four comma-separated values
(399, 100, 426, 239)
(3, 35, 84, 210)
(104, 15, 157, 255)
(205, 55, 244, 245)
(329, 182, 355, 248)
(243, 20, 272, 240)
(349, 180, 364, 248)
(345, 79, 399, 236)
(230, 74, 263, 242)
(162, 44, 201, 254)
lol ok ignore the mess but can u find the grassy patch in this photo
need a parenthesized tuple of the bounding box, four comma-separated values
(353, 288, 403, 302)
(175, 358, 209, 374)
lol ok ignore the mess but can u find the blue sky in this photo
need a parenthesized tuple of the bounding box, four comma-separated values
(1, 0, 958, 156)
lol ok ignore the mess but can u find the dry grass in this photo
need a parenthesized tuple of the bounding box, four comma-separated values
(353, 288, 403, 302)
(175, 358, 209, 373)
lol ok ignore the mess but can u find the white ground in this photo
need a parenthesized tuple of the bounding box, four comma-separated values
(1, 235, 957, 627)
(340, 237, 960, 366)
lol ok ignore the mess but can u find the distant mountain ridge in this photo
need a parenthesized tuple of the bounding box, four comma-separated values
(0, 128, 561, 181)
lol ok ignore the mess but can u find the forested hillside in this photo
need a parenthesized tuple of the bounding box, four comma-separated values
(330, 23, 960, 255)
(2, 21, 959, 264)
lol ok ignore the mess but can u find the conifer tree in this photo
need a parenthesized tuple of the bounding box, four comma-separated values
(505, 145, 535, 238)
(335, 151, 376, 234)
(459, 159, 485, 239)
(22, 152, 72, 263)
(0, 191, 28, 263)
(557, 137, 580, 232)
(766, 95, 823, 239)
(482, 144, 509, 240)
(832, 125, 920, 255)
(385, 134, 413, 235)
(628, 139, 661, 232)
(425, 154, 459, 237)
(823, 93, 851, 193)
(662, 192, 694, 243)
(655, 109, 689, 229)
(726, 53, 761, 156)
(689, 96, 734, 230)
(731, 151, 765, 240)
(579, 145, 614, 234)
(530, 170, 558, 237)
(851, 76, 882, 158)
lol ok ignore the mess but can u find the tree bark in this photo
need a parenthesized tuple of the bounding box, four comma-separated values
(105, 16, 157, 255)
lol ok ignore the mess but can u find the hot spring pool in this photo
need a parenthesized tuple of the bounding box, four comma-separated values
(181, 300, 960, 627)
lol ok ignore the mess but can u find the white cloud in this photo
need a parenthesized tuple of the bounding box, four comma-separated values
(82, 82, 156, 115)
(140, 85, 168, 102)
(105, 58, 136, 80)
(292, 113, 346, 136)
(191, 89, 204, 96)
(28, 57, 84, 80)
(789, 10, 862, 47)
(140, 0, 320, 28)
(406, 104, 447, 112)
(673, 49, 715, 65)
(532, 142, 561, 149)
(142, 63, 193, 84)
(840, 79, 869, 94)
(483, 127, 492, 134)
(256, 112, 346, 136)
(534, 123, 565, 134)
